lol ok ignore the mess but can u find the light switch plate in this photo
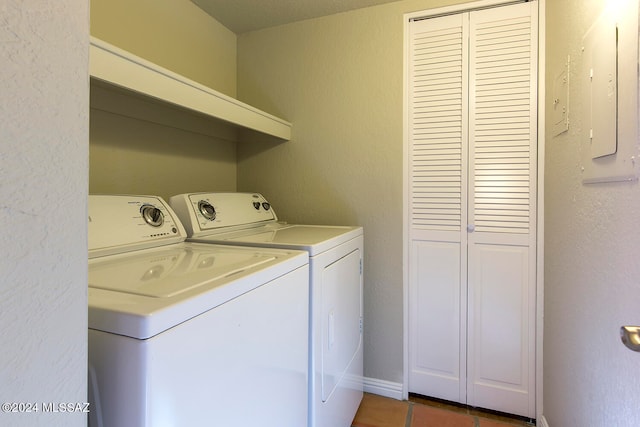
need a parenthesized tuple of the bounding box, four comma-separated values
(552, 56, 569, 137)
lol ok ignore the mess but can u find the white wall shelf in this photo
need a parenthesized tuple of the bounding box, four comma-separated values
(89, 37, 292, 141)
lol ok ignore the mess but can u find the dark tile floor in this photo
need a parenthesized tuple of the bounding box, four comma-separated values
(352, 393, 535, 427)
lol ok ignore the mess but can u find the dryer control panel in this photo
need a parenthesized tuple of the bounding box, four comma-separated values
(169, 192, 278, 237)
(89, 195, 186, 258)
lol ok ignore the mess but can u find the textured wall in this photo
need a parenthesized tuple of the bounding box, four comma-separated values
(236, 0, 468, 385)
(0, 1, 89, 426)
(544, 0, 640, 425)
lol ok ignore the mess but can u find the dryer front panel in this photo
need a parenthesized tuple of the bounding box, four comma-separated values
(320, 249, 363, 402)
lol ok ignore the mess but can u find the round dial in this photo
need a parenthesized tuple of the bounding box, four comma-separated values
(140, 204, 164, 227)
(198, 200, 216, 221)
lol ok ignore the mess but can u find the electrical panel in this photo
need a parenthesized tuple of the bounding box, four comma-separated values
(580, 4, 639, 183)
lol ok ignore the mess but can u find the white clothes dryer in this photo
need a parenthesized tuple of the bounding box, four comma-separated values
(87, 195, 309, 427)
(170, 192, 364, 427)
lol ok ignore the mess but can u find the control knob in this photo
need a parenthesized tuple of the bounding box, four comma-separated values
(198, 200, 216, 221)
(140, 204, 164, 227)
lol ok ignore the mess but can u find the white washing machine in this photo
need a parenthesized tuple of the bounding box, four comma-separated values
(87, 194, 309, 427)
(169, 192, 364, 427)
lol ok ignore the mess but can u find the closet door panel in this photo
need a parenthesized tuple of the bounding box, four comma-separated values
(409, 240, 464, 402)
(468, 1, 537, 238)
(467, 2, 537, 418)
(408, 13, 468, 404)
(409, 14, 468, 236)
(467, 243, 532, 415)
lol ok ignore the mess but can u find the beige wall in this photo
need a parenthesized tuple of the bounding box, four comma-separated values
(544, 0, 640, 425)
(90, 0, 239, 201)
(236, 0, 468, 384)
(91, 0, 236, 96)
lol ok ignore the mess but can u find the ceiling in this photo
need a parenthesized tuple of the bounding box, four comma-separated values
(191, 0, 404, 33)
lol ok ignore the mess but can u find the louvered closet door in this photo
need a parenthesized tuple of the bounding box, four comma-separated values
(466, 2, 537, 418)
(408, 1, 537, 419)
(408, 13, 469, 404)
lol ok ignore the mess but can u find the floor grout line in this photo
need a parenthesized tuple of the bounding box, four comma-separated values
(405, 401, 413, 427)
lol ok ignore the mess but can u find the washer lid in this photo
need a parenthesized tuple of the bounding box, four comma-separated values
(88, 242, 308, 339)
(192, 224, 363, 256)
(90, 246, 276, 298)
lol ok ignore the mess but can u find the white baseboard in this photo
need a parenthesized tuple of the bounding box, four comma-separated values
(538, 415, 549, 427)
(363, 377, 404, 400)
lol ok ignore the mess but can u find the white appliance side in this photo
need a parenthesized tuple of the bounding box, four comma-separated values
(88, 264, 309, 427)
(310, 235, 364, 427)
